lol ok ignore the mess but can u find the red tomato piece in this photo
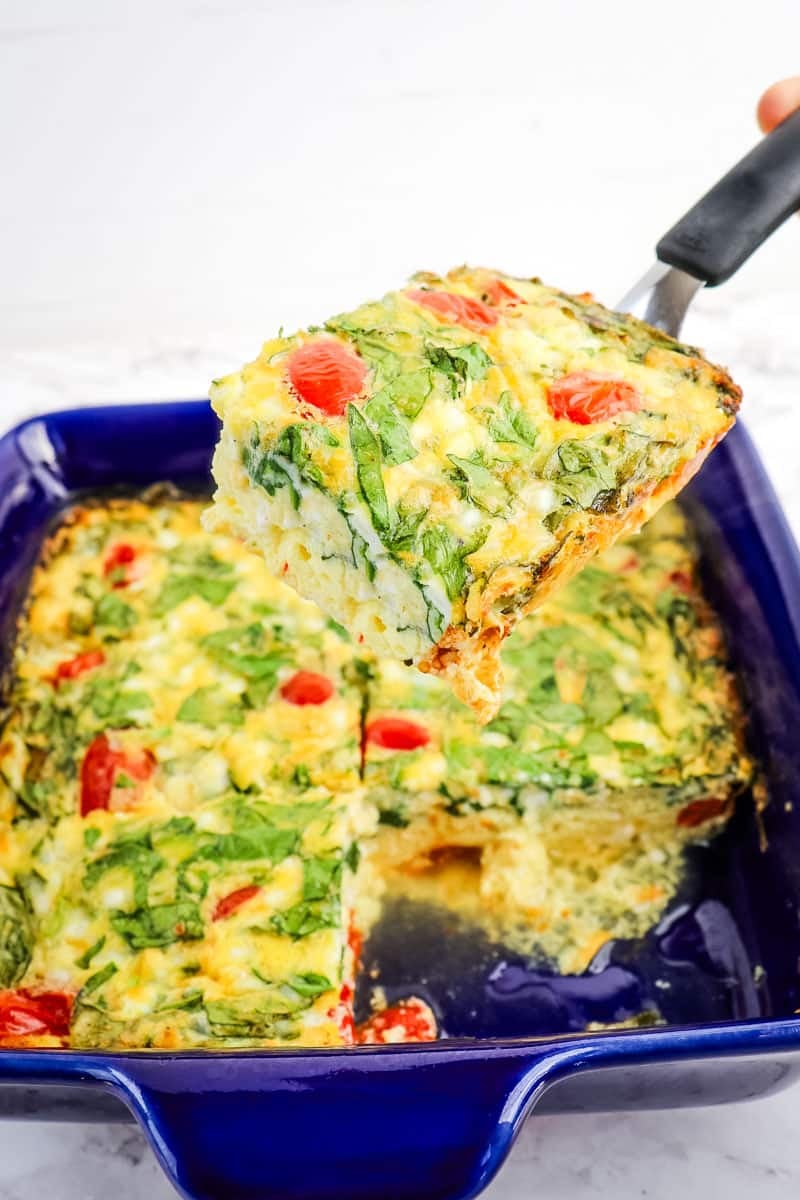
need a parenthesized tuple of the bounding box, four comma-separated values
(212, 884, 261, 921)
(365, 716, 430, 752)
(80, 734, 117, 815)
(79, 735, 155, 816)
(53, 649, 105, 686)
(287, 340, 367, 416)
(547, 371, 642, 425)
(103, 543, 137, 587)
(337, 1008, 355, 1045)
(676, 796, 729, 829)
(348, 924, 364, 968)
(668, 570, 694, 594)
(355, 997, 437, 1045)
(0, 990, 72, 1039)
(482, 278, 522, 307)
(406, 288, 497, 331)
(279, 670, 335, 706)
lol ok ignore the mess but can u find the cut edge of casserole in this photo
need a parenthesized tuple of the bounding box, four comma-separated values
(206, 265, 741, 723)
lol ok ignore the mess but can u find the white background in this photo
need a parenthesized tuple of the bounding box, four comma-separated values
(2, 1, 800, 1197)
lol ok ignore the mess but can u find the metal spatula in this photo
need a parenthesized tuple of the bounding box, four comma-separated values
(618, 109, 800, 338)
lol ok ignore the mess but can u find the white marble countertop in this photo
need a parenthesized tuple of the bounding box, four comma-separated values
(1, 1, 800, 1196)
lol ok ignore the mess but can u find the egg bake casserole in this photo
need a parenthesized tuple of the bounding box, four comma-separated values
(207, 266, 741, 721)
(0, 495, 752, 1048)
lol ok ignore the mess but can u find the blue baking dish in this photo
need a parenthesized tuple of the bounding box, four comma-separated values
(2, 400, 800, 1200)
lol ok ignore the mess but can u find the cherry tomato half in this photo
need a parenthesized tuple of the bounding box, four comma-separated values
(53, 649, 105, 686)
(355, 997, 437, 1044)
(286, 340, 367, 416)
(406, 288, 497, 332)
(103, 543, 137, 587)
(0, 990, 72, 1039)
(212, 885, 261, 921)
(279, 671, 335, 706)
(546, 371, 642, 425)
(482, 278, 522, 307)
(365, 716, 430, 752)
(676, 797, 729, 829)
(80, 735, 155, 816)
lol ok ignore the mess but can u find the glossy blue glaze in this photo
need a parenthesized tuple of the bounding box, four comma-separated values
(2, 403, 800, 1200)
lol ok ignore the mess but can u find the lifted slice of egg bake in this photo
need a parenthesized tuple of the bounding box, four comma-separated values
(0, 496, 752, 1047)
(206, 266, 741, 721)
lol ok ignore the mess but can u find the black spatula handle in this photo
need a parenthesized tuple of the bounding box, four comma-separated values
(657, 108, 800, 286)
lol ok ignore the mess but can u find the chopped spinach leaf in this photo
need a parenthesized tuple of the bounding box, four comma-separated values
(348, 404, 392, 536)
(488, 391, 538, 448)
(292, 764, 312, 788)
(94, 593, 137, 631)
(270, 897, 339, 940)
(200, 623, 290, 686)
(192, 823, 298, 866)
(84, 840, 164, 908)
(378, 806, 410, 829)
(75, 935, 106, 970)
(86, 667, 152, 727)
(111, 900, 204, 950)
(364, 392, 417, 466)
(302, 855, 342, 901)
(17, 779, 54, 821)
(421, 523, 485, 601)
(155, 548, 235, 614)
(383, 503, 423, 556)
(204, 999, 301, 1040)
(425, 342, 492, 396)
(286, 971, 332, 998)
(0, 885, 32, 987)
(81, 962, 118, 994)
(383, 368, 434, 418)
(324, 322, 402, 386)
(544, 439, 617, 510)
(447, 452, 509, 515)
(177, 686, 244, 727)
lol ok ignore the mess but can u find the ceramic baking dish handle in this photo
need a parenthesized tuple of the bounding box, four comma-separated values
(657, 108, 800, 285)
